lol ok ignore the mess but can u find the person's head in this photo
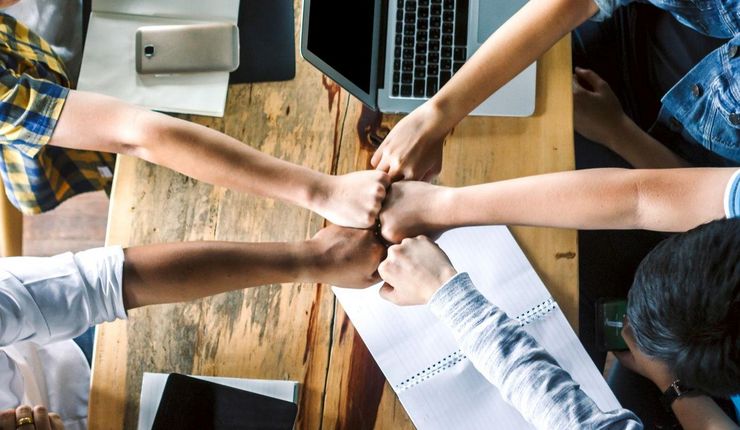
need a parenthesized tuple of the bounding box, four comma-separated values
(627, 218, 739, 397)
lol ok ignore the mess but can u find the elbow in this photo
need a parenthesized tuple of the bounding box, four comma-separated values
(113, 109, 169, 162)
(563, 0, 599, 25)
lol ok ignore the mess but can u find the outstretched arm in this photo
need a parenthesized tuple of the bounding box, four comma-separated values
(50, 90, 389, 228)
(380, 168, 737, 242)
(122, 225, 385, 309)
(0, 225, 384, 346)
(371, 0, 599, 180)
(377, 236, 642, 430)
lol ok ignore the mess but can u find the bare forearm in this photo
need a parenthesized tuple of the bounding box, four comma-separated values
(606, 117, 689, 169)
(53, 91, 324, 209)
(430, 0, 597, 126)
(134, 111, 325, 206)
(122, 241, 317, 310)
(441, 168, 734, 232)
(671, 396, 740, 430)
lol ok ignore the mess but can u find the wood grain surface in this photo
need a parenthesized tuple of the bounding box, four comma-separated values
(0, 183, 22, 257)
(88, 2, 575, 428)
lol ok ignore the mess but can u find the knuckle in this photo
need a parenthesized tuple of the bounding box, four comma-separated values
(33, 405, 47, 414)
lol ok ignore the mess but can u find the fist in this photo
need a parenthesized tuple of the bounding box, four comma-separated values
(379, 181, 450, 243)
(309, 224, 386, 289)
(378, 236, 457, 306)
(314, 170, 390, 229)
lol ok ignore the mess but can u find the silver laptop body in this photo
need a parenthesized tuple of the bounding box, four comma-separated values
(301, 0, 535, 117)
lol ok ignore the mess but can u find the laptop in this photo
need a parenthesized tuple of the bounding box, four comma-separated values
(300, 0, 535, 116)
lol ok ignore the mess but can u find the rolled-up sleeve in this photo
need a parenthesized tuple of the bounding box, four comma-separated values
(589, 0, 630, 21)
(0, 246, 126, 347)
(0, 70, 69, 158)
(725, 169, 740, 219)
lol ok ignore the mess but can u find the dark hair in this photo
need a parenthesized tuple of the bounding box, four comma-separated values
(627, 218, 739, 397)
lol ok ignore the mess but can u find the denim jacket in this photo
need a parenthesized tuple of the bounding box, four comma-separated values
(592, 0, 740, 164)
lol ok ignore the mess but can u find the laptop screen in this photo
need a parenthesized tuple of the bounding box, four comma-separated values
(301, 0, 380, 108)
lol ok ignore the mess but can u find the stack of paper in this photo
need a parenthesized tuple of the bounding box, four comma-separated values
(78, 0, 240, 116)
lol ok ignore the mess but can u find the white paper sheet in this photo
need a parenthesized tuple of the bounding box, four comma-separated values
(78, 0, 240, 116)
(93, 0, 240, 22)
(333, 226, 622, 429)
(137, 373, 298, 430)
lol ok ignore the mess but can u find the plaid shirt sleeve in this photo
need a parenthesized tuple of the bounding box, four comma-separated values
(0, 68, 69, 158)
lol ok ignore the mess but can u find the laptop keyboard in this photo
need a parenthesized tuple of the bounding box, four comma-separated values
(391, 0, 469, 99)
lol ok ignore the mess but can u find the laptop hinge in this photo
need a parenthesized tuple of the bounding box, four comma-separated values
(377, 0, 388, 92)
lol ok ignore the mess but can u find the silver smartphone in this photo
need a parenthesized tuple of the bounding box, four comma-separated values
(135, 23, 239, 74)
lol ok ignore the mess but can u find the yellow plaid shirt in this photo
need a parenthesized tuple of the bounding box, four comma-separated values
(0, 13, 115, 214)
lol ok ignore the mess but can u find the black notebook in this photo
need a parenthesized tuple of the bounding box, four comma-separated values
(229, 0, 296, 84)
(152, 373, 298, 430)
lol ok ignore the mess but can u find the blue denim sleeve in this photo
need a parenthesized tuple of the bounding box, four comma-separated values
(428, 272, 643, 430)
(589, 0, 631, 21)
(725, 170, 740, 219)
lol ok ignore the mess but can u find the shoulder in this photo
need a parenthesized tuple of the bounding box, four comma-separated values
(0, 12, 70, 87)
(724, 169, 740, 219)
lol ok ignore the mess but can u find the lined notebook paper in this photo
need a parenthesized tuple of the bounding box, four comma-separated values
(333, 226, 622, 429)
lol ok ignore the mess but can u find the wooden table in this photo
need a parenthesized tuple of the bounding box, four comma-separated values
(89, 6, 576, 430)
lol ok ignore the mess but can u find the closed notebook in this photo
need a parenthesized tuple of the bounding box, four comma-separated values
(151, 373, 297, 430)
(333, 226, 623, 429)
(229, 0, 296, 84)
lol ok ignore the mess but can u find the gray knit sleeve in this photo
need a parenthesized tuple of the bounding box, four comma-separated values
(428, 272, 643, 430)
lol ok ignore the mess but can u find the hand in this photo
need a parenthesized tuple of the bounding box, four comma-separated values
(312, 170, 390, 229)
(370, 103, 448, 181)
(307, 224, 386, 289)
(573, 68, 630, 149)
(379, 181, 452, 243)
(614, 320, 675, 391)
(0, 405, 64, 430)
(378, 236, 457, 305)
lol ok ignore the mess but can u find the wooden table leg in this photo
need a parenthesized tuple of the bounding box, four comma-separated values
(0, 184, 22, 257)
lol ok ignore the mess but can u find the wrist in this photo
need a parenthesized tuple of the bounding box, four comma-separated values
(292, 240, 324, 283)
(604, 115, 638, 150)
(303, 171, 333, 214)
(429, 186, 457, 229)
(444, 187, 471, 228)
(423, 266, 458, 303)
(422, 97, 457, 136)
(653, 373, 678, 393)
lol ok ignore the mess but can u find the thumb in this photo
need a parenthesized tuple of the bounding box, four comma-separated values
(574, 67, 607, 92)
(370, 140, 386, 168)
(378, 282, 397, 304)
(572, 73, 587, 94)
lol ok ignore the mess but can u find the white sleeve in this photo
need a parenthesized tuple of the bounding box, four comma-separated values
(0, 246, 126, 347)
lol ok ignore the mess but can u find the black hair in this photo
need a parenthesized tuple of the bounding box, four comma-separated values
(627, 218, 739, 397)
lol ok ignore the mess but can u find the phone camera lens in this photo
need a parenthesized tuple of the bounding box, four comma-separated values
(144, 45, 155, 58)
